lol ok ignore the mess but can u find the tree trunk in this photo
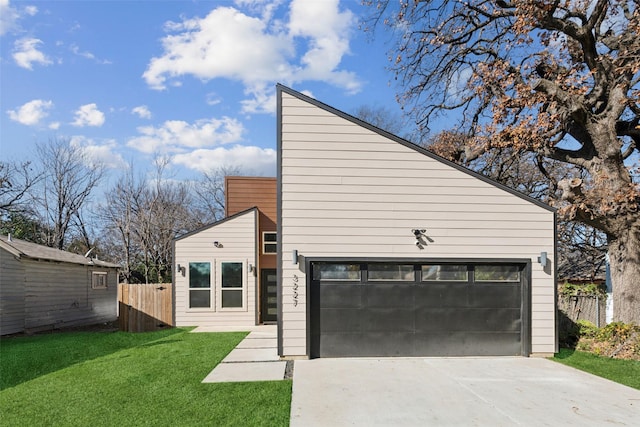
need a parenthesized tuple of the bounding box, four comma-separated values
(608, 224, 640, 325)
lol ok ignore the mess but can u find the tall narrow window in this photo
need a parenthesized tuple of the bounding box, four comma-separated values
(189, 262, 211, 308)
(221, 262, 243, 308)
(263, 232, 277, 254)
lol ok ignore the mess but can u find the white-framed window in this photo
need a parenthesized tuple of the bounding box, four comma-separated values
(91, 271, 108, 289)
(262, 232, 277, 254)
(219, 261, 244, 309)
(189, 262, 212, 308)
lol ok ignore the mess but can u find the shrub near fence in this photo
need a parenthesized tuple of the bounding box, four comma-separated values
(118, 283, 173, 332)
(558, 283, 607, 328)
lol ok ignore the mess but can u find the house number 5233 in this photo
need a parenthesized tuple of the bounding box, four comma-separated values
(292, 274, 299, 307)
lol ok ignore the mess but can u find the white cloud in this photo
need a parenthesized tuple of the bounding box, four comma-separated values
(69, 136, 126, 169)
(24, 5, 37, 16)
(1, 0, 36, 36)
(49, 121, 60, 130)
(143, 0, 361, 112)
(132, 105, 152, 119)
(69, 43, 112, 64)
(173, 145, 276, 176)
(127, 116, 245, 154)
(12, 37, 52, 70)
(205, 92, 222, 106)
(72, 103, 105, 127)
(7, 99, 53, 125)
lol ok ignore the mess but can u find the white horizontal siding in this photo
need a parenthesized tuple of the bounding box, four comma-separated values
(174, 209, 257, 327)
(0, 249, 25, 335)
(280, 91, 556, 357)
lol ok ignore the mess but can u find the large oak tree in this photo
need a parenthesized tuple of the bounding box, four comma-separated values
(367, 0, 640, 323)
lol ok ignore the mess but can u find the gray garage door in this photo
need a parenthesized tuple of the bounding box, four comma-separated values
(309, 262, 528, 358)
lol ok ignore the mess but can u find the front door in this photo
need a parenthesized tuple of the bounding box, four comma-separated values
(261, 269, 278, 323)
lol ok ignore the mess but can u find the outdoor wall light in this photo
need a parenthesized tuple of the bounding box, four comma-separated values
(177, 264, 185, 276)
(538, 251, 548, 268)
(412, 229, 426, 238)
(292, 249, 298, 265)
(248, 263, 254, 273)
(213, 241, 222, 248)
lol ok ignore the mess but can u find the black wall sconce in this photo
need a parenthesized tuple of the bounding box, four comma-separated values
(176, 264, 186, 276)
(412, 229, 433, 250)
(214, 241, 222, 248)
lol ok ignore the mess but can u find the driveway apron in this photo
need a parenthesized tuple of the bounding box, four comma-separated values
(290, 357, 640, 426)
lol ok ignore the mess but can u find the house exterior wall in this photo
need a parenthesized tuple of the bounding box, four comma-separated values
(225, 176, 278, 271)
(0, 248, 117, 335)
(278, 89, 557, 357)
(0, 248, 26, 335)
(174, 209, 258, 327)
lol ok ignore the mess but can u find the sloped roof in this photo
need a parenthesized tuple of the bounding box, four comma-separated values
(0, 235, 119, 268)
(276, 84, 555, 213)
(173, 206, 258, 242)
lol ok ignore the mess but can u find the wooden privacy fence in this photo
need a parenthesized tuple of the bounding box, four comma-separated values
(118, 283, 173, 332)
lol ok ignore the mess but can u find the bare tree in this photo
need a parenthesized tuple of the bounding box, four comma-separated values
(368, 0, 640, 323)
(33, 138, 106, 250)
(192, 165, 242, 224)
(0, 160, 42, 215)
(102, 166, 144, 283)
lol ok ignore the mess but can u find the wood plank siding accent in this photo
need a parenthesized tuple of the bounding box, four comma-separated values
(225, 176, 277, 271)
(277, 86, 557, 357)
(173, 208, 258, 327)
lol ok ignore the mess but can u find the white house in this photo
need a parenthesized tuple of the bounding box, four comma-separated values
(172, 85, 557, 358)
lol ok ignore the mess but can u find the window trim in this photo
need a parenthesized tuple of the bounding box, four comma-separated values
(216, 260, 247, 311)
(91, 271, 108, 289)
(262, 231, 277, 255)
(187, 261, 213, 310)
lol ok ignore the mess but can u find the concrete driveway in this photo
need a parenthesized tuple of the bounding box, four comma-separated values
(290, 357, 640, 426)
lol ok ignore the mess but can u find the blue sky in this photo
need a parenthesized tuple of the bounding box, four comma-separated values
(1, 0, 414, 180)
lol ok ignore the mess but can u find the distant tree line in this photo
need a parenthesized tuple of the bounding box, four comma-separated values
(0, 138, 237, 284)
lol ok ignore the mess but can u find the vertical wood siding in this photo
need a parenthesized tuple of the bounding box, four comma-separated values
(279, 91, 556, 357)
(174, 209, 257, 327)
(0, 251, 118, 335)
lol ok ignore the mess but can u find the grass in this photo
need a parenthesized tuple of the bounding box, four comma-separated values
(0, 329, 291, 426)
(553, 348, 640, 390)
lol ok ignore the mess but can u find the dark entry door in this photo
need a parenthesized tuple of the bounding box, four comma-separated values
(310, 262, 526, 358)
(261, 269, 278, 323)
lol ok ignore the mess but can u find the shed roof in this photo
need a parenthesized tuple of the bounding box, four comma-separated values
(0, 235, 119, 268)
(277, 84, 555, 213)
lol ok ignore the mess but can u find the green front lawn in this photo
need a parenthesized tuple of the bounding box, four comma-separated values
(0, 329, 291, 426)
(553, 348, 640, 390)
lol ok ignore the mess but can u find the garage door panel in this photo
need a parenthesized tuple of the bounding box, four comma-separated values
(320, 332, 415, 358)
(310, 262, 526, 358)
(319, 285, 363, 308)
(363, 308, 415, 332)
(467, 285, 520, 308)
(320, 308, 366, 332)
(414, 284, 468, 308)
(364, 284, 414, 307)
(413, 332, 521, 356)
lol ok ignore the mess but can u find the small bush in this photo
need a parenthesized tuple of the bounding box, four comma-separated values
(569, 321, 640, 360)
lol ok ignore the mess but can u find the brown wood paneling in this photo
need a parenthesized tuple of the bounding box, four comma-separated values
(225, 176, 277, 222)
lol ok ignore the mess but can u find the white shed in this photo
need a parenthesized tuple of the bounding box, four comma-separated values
(0, 235, 119, 335)
(277, 85, 557, 358)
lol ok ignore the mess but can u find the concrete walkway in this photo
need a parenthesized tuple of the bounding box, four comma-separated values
(290, 357, 640, 426)
(197, 325, 288, 383)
